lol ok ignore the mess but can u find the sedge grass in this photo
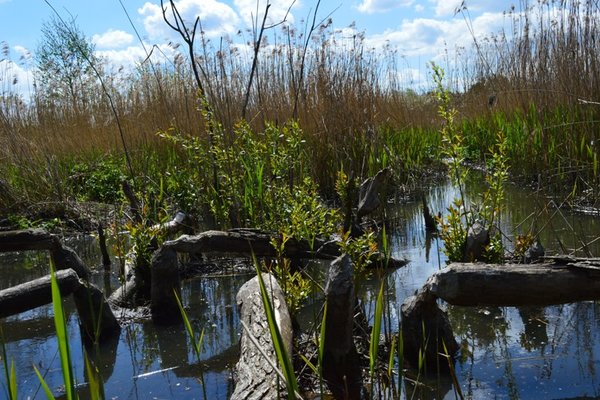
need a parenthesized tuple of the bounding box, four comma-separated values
(0, 327, 17, 400)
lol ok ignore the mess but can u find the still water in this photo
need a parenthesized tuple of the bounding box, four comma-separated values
(1, 180, 599, 399)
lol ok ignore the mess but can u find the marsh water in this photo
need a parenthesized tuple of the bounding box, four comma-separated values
(2, 179, 600, 399)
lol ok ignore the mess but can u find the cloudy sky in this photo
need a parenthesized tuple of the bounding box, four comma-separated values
(0, 0, 518, 96)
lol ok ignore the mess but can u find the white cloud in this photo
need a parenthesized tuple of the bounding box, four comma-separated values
(233, 0, 297, 29)
(364, 11, 507, 58)
(357, 0, 413, 14)
(96, 42, 178, 70)
(432, 0, 513, 17)
(12, 45, 32, 61)
(92, 29, 134, 49)
(0, 59, 34, 99)
(139, 0, 240, 41)
(414, 4, 424, 12)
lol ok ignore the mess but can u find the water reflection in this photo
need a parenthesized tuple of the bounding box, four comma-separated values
(2, 177, 600, 399)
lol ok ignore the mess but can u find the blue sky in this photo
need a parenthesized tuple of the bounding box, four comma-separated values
(0, 0, 517, 95)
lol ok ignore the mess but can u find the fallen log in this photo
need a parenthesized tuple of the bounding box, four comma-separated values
(164, 229, 408, 267)
(0, 269, 80, 317)
(164, 229, 339, 259)
(231, 273, 293, 400)
(401, 260, 600, 371)
(0, 229, 90, 279)
(428, 262, 600, 306)
(0, 269, 119, 343)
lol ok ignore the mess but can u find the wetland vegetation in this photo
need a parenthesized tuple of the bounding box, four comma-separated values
(1, 0, 600, 399)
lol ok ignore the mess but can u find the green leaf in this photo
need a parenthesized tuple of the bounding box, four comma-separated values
(369, 281, 385, 380)
(33, 364, 56, 400)
(50, 262, 75, 400)
(84, 350, 104, 400)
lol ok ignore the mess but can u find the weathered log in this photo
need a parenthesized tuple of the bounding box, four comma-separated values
(164, 229, 408, 268)
(0, 269, 119, 343)
(357, 167, 390, 220)
(0, 228, 59, 252)
(428, 262, 600, 306)
(0, 269, 80, 317)
(164, 229, 339, 259)
(231, 273, 293, 400)
(0, 229, 90, 279)
(50, 244, 90, 280)
(72, 280, 121, 344)
(401, 287, 458, 373)
(98, 223, 111, 270)
(150, 247, 182, 325)
(322, 255, 362, 400)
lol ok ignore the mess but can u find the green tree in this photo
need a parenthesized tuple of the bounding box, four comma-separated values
(35, 16, 100, 113)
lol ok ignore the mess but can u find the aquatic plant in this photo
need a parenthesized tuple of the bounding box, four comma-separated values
(433, 63, 508, 263)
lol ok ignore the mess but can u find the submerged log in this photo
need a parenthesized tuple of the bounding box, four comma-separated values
(322, 255, 362, 400)
(427, 262, 600, 306)
(231, 273, 293, 400)
(0, 268, 119, 343)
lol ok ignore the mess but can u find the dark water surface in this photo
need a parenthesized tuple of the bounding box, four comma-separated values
(1, 180, 600, 399)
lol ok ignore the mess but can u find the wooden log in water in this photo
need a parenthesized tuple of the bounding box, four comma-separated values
(164, 229, 408, 268)
(0, 229, 90, 279)
(164, 229, 340, 259)
(0, 269, 80, 318)
(0, 268, 119, 343)
(231, 273, 293, 400)
(0, 228, 60, 252)
(428, 262, 600, 306)
(150, 247, 182, 325)
(322, 255, 362, 400)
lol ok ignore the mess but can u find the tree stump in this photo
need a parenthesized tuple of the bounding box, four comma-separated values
(401, 287, 458, 373)
(150, 247, 182, 325)
(231, 273, 293, 400)
(322, 255, 362, 400)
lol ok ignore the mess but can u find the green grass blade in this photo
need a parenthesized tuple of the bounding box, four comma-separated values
(397, 329, 404, 396)
(252, 253, 300, 399)
(387, 335, 396, 380)
(369, 281, 385, 379)
(298, 353, 318, 375)
(50, 262, 75, 400)
(9, 360, 16, 400)
(317, 301, 327, 377)
(1, 326, 17, 400)
(33, 364, 56, 400)
(84, 350, 104, 400)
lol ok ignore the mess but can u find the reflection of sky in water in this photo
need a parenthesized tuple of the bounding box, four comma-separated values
(2, 177, 600, 399)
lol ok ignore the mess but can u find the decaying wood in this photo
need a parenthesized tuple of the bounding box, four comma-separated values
(402, 259, 600, 370)
(401, 287, 458, 372)
(108, 212, 187, 308)
(0, 269, 80, 318)
(164, 229, 340, 259)
(150, 247, 181, 325)
(427, 262, 600, 306)
(164, 229, 408, 268)
(322, 255, 362, 400)
(231, 273, 293, 400)
(0, 229, 90, 279)
(357, 167, 390, 220)
(98, 223, 111, 270)
(0, 268, 119, 343)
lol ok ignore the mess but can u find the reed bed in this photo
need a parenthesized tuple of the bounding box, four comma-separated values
(0, 0, 598, 218)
